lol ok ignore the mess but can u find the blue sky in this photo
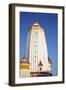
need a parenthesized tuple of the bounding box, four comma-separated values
(20, 12, 58, 76)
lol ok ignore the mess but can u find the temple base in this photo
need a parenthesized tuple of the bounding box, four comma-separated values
(30, 72, 52, 77)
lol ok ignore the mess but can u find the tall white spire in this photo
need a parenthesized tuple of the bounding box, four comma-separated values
(25, 22, 51, 73)
(20, 22, 52, 77)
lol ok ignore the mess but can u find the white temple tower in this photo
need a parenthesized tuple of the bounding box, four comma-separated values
(24, 22, 52, 76)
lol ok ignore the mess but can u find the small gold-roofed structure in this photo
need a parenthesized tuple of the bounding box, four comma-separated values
(20, 58, 30, 77)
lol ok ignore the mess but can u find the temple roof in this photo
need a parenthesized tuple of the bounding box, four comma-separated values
(28, 22, 44, 32)
(20, 57, 30, 64)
